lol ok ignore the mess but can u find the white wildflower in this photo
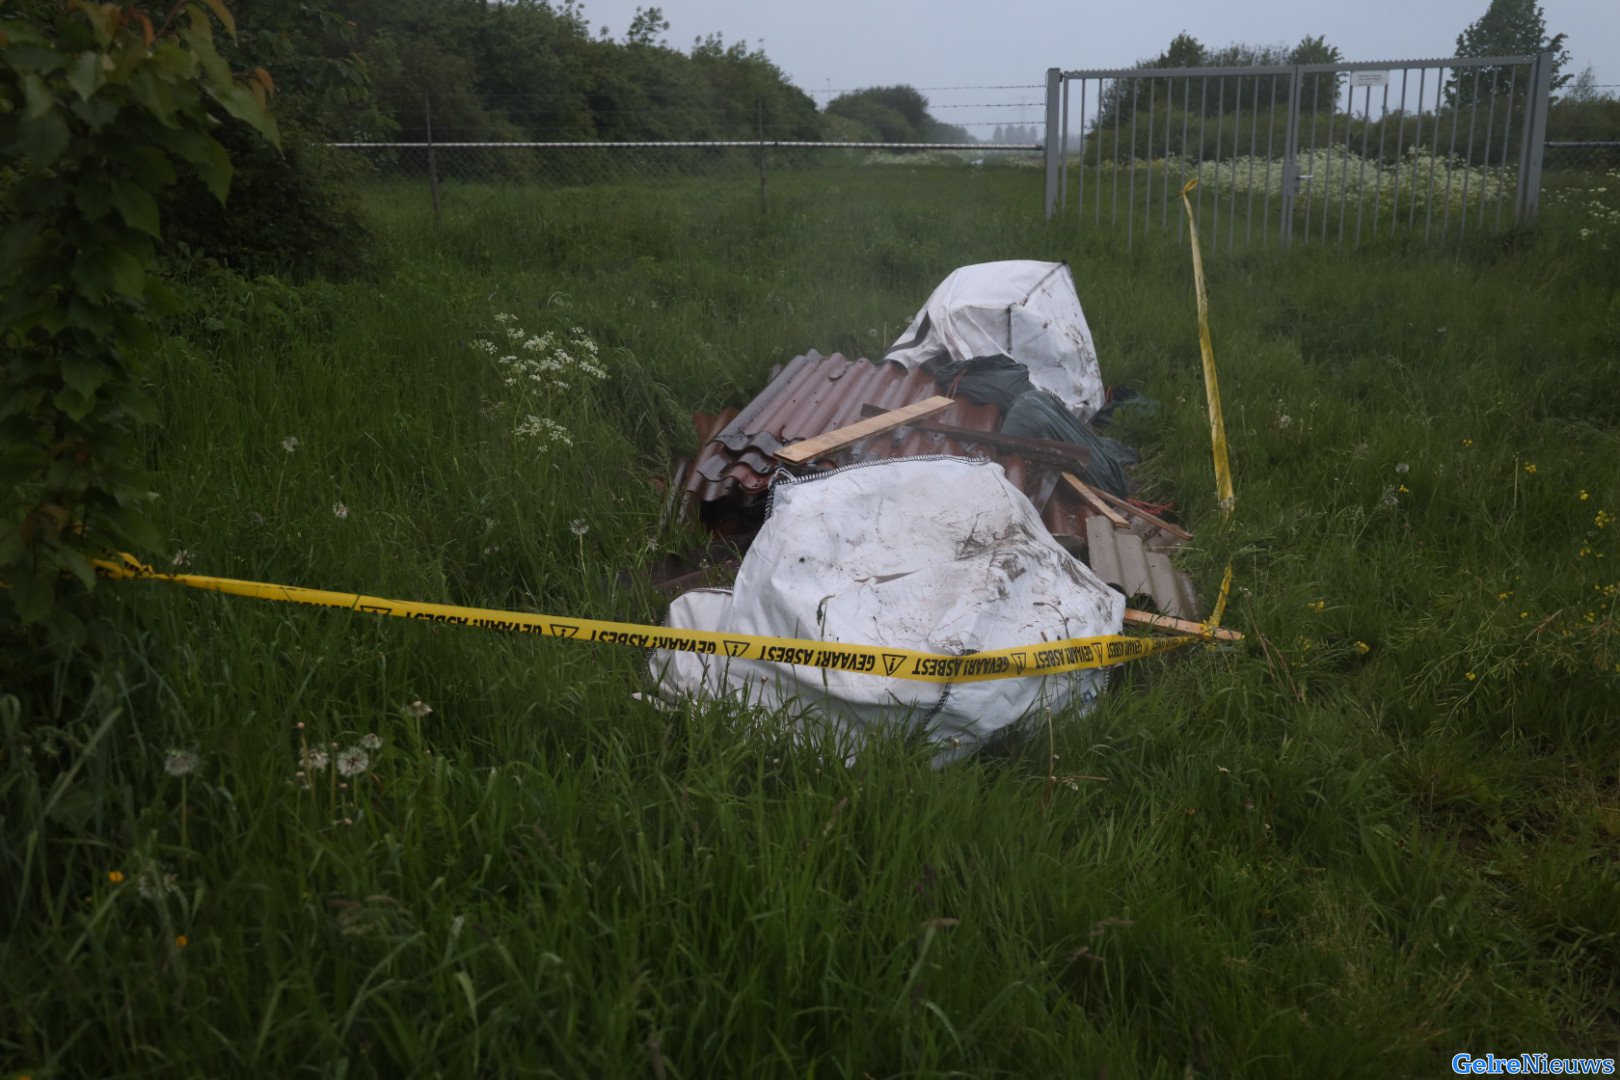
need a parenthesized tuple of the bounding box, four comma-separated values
(570, 519, 589, 537)
(1395, 462, 1409, 475)
(170, 548, 192, 568)
(281, 436, 299, 453)
(494, 312, 516, 323)
(300, 747, 330, 772)
(404, 700, 433, 719)
(358, 733, 383, 751)
(336, 746, 370, 778)
(163, 749, 200, 777)
(332, 502, 350, 520)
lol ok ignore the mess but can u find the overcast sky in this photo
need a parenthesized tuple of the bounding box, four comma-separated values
(573, 0, 1616, 136)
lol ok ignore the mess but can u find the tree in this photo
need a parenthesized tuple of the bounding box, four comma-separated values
(1454, 0, 1570, 96)
(825, 85, 950, 143)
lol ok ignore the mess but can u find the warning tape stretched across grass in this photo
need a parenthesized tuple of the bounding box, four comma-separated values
(92, 554, 1202, 684)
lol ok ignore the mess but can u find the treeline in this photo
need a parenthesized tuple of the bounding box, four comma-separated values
(218, 0, 966, 146)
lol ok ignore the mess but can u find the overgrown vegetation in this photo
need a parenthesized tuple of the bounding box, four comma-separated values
(1, 154, 1616, 1074)
(0, 0, 277, 656)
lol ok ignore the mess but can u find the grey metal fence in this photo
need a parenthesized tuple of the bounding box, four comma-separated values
(1043, 53, 1557, 248)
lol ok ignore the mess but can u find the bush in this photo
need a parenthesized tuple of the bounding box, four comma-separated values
(162, 117, 374, 282)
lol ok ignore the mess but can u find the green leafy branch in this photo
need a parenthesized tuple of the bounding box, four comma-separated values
(1, 0, 276, 649)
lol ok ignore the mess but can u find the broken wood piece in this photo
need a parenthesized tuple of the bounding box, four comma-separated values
(1124, 608, 1243, 642)
(1091, 486, 1194, 541)
(774, 396, 955, 465)
(1062, 472, 1129, 528)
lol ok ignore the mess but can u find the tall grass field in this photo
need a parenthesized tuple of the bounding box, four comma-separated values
(3, 164, 1619, 1077)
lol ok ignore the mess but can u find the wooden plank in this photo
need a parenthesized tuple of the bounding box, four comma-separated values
(1062, 472, 1129, 528)
(774, 396, 955, 465)
(1091, 486, 1193, 541)
(1124, 608, 1243, 642)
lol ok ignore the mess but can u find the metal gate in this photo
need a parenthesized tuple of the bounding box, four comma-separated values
(1042, 52, 1555, 247)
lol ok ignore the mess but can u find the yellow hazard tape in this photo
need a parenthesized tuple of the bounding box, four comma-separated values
(92, 554, 1204, 684)
(1180, 179, 1238, 637)
(1179, 178, 1235, 519)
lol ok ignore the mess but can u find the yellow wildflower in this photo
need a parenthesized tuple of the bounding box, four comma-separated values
(175, 935, 189, 949)
(1523, 462, 1537, 474)
(1596, 510, 1613, 528)
(1578, 489, 1590, 501)
(1465, 672, 1477, 681)
(107, 870, 124, 884)
(1307, 600, 1325, 613)
(1355, 641, 1371, 655)
(1398, 484, 1411, 494)
(1461, 438, 1473, 447)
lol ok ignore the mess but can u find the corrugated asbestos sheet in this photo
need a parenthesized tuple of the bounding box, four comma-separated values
(678, 349, 1199, 617)
(1084, 515, 1199, 620)
(683, 350, 1095, 539)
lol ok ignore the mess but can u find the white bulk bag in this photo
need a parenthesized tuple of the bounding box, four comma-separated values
(885, 260, 1105, 419)
(651, 457, 1123, 764)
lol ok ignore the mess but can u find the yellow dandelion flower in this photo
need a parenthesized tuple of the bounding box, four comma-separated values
(1578, 489, 1590, 501)
(1398, 484, 1411, 494)
(1497, 591, 1512, 601)
(175, 934, 189, 949)
(1520, 611, 1529, 618)
(1596, 510, 1613, 528)
(107, 870, 124, 884)
(1465, 672, 1477, 681)
(1307, 600, 1325, 613)
(1355, 641, 1371, 655)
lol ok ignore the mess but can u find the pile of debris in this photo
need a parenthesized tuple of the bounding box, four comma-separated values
(649, 260, 1217, 760)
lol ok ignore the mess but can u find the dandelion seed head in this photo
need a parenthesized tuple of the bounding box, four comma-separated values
(281, 436, 299, 453)
(332, 502, 350, 520)
(404, 700, 433, 718)
(163, 749, 200, 777)
(570, 519, 589, 537)
(337, 747, 370, 778)
(300, 747, 330, 772)
(359, 733, 382, 750)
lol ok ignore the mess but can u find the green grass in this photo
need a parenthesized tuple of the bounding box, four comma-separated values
(3, 165, 1619, 1077)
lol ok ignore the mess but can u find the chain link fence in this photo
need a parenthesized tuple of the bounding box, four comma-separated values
(1544, 140, 1620, 171)
(326, 140, 1044, 216)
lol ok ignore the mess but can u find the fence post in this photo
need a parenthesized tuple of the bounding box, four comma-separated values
(757, 97, 768, 216)
(424, 94, 441, 221)
(1279, 65, 1304, 245)
(1515, 50, 1553, 221)
(1043, 68, 1061, 219)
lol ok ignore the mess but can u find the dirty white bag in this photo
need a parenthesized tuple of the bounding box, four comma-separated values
(651, 457, 1123, 764)
(885, 260, 1105, 419)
